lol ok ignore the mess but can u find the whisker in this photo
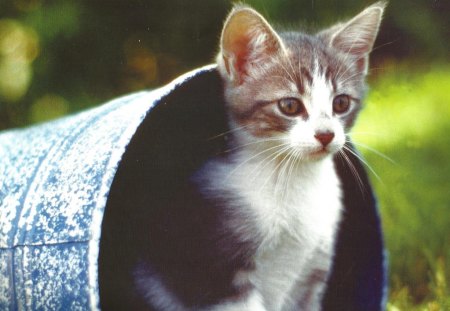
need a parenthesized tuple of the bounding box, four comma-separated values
(279, 58, 298, 87)
(285, 56, 303, 90)
(337, 65, 381, 85)
(206, 124, 252, 141)
(220, 137, 286, 154)
(337, 149, 366, 195)
(274, 148, 295, 198)
(335, 36, 359, 81)
(251, 144, 293, 182)
(343, 145, 383, 184)
(281, 148, 301, 202)
(258, 145, 294, 194)
(338, 71, 364, 85)
(350, 141, 396, 164)
(335, 35, 369, 83)
(371, 39, 399, 53)
(224, 142, 290, 182)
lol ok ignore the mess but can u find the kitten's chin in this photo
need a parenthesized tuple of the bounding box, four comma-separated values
(307, 151, 331, 161)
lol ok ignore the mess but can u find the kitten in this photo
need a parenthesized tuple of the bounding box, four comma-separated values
(134, 2, 385, 311)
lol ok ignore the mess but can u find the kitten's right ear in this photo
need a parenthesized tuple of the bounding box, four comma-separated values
(217, 6, 284, 85)
(320, 1, 386, 74)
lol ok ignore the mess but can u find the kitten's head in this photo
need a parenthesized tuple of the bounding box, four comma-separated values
(217, 2, 385, 161)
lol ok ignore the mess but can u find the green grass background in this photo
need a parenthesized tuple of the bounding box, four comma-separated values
(353, 64, 450, 310)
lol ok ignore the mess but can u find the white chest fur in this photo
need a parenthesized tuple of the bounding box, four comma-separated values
(196, 152, 343, 311)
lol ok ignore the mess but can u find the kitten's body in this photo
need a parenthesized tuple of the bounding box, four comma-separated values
(135, 153, 341, 311)
(133, 3, 385, 311)
(193, 151, 342, 310)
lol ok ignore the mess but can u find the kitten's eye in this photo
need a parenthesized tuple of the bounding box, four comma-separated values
(277, 98, 305, 116)
(333, 95, 351, 114)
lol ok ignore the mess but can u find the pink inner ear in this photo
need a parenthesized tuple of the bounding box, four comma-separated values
(222, 25, 253, 83)
(233, 36, 251, 80)
(230, 33, 280, 84)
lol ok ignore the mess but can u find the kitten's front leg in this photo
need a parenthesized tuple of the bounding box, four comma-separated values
(295, 269, 329, 310)
(286, 245, 334, 311)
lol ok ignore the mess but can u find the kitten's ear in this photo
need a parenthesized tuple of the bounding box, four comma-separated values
(321, 1, 386, 73)
(217, 6, 284, 84)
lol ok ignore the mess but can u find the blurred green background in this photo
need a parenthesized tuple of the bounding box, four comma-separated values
(0, 0, 449, 309)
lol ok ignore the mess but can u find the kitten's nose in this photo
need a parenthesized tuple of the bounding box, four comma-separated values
(315, 131, 335, 147)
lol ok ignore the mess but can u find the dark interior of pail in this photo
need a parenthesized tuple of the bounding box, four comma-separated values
(98, 69, 385, 310)
(98, 69, 230, 310)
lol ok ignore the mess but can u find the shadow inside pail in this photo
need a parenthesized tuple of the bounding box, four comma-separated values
(98, 69, 228, 309)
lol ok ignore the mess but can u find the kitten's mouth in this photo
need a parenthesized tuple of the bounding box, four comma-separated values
(309, 147, 333, 159)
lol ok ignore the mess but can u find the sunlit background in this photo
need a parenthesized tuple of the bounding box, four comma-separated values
(0, 0, 449, 309)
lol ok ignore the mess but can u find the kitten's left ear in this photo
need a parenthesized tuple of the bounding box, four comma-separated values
(320, 1, 386, 74)
(217, 6, 285, 85)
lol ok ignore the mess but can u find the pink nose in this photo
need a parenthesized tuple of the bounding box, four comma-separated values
(315, 132, 335, 147)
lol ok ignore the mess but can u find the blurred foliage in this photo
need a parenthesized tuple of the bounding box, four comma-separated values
(0, 0, 449, 308)
(354, 65, 450, 309)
